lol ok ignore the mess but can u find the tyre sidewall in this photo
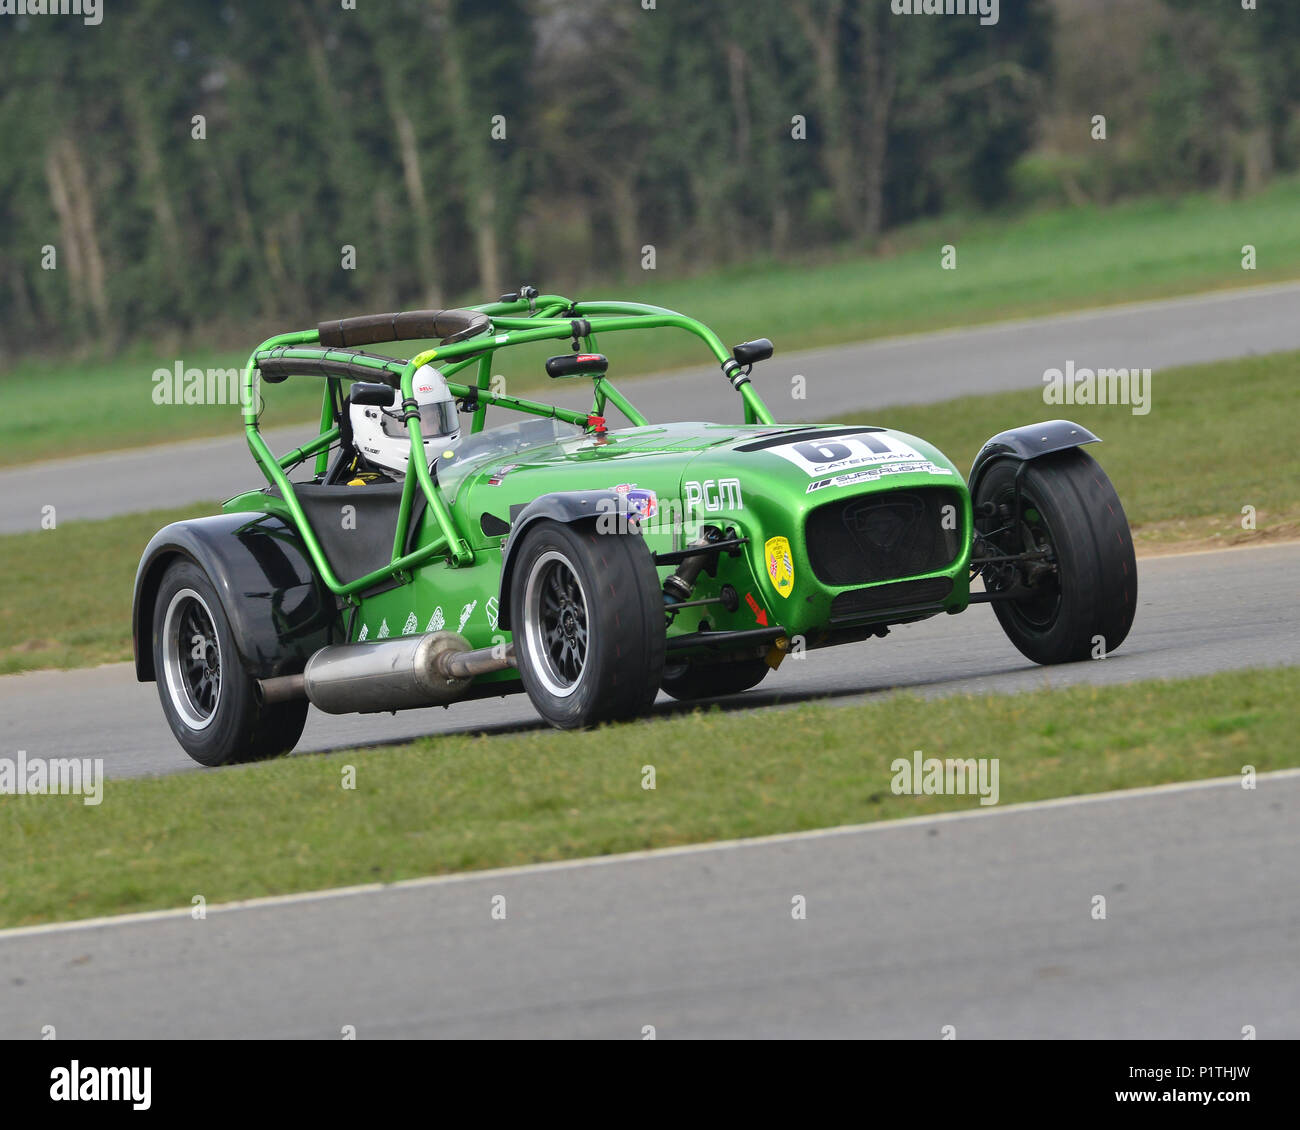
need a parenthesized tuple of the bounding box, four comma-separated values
(511, 520, 663, 728)
(977, 451, 1137, 664)
(152, 559, 267, 765)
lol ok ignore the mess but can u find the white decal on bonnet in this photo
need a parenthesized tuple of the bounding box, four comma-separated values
(684, 478, 744, 512)
(769, 433, 931, 477)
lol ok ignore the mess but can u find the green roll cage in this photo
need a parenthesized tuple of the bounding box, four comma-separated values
(238, 294, 777, 601)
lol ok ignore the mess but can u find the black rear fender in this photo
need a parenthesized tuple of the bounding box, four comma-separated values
(133, 513, 341, 682)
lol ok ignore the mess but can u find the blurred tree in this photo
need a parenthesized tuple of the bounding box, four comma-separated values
(0, 0, 1290, 358)
(1146, 0, 1300, 197)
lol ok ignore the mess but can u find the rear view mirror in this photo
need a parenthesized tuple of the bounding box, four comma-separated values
(733, 338, 774, 366)
(546, 353, 609, 378)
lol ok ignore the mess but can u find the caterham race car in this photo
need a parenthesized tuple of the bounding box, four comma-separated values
(133, 290, 1138, 766)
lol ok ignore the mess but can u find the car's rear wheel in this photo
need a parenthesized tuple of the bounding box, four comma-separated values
(153, 559, 309, 766)
(973, 450, 1137, 665)
(511, 520, 665, 728)
(660, 657, 769, 701)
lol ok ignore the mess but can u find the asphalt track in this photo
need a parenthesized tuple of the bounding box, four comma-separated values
(3, 281, 1298, 532)
(2, 291, 1296, 1039)
(2, 770, 1295, 1038)
(2, 542, 1295, 781)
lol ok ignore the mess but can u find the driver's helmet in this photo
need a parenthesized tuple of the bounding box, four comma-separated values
(350, 364, 459, 477)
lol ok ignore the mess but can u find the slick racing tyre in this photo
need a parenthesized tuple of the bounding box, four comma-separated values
(974, 449, 1137, 665)
(511, 519, 665, 728)
(660, 657, 769, 701)
(152, 559, 309, 766)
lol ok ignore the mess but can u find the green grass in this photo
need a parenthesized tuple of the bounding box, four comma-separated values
(4, 177, 1300, 467)
(0, 502, 217, 675)
(3, 667, 1294, 929)
(2, 345, 1297, 676)
(839, 349, 1300, 552)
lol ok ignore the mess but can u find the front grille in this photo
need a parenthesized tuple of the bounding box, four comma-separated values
(830, 577, 953, 622)
(805, 487, 962, 586)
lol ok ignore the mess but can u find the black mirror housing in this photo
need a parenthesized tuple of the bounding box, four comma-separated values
(733, 338, 774, 366)
(546, 353, 609, 378)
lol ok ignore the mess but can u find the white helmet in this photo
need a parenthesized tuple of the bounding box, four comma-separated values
(350, 364, 460, 477)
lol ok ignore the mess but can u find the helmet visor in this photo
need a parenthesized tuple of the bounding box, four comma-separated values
(379, 399, 459, 440)
(420, 398, 459, 439)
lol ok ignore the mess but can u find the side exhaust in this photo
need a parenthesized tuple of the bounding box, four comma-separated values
(258, 631, 515, 715)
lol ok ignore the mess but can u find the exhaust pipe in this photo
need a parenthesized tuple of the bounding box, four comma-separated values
(258, 631, 515, 715)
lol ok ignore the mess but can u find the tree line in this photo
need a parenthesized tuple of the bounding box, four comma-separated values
(0, 0, 1295, 354)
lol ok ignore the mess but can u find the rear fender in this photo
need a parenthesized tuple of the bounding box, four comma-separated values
(133, 513, 341, 681)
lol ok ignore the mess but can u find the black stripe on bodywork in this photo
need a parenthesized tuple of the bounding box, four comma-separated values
(733, 426, 886, 452)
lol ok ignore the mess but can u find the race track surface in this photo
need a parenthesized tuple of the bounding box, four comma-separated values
(2, 771, 1295, 1038)
(2, 281, 1297, 532)
(2, 542, 1295, 781)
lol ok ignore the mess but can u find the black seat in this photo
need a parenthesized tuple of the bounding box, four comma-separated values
(264, 482, 427, 590)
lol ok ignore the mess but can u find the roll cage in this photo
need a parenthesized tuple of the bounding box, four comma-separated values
(235, 292, 777, 601)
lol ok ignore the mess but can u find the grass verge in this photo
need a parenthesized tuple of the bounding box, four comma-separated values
(2, 667, 1294, 929)
(838, 348, 1300, 553)
(0, 503, 216, 676)
(4, 177, 1300, 466)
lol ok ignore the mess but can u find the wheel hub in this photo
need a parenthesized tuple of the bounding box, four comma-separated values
(161, 588, 223, 731)
(522, 551, 590, 698)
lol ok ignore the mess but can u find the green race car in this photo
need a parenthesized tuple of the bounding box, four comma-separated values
(132, 289, 1138, 766)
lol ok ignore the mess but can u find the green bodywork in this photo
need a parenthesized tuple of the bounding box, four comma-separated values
(221, 295, 973, 677)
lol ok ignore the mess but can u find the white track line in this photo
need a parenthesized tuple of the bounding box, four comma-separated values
(3, 767, 1296, 941)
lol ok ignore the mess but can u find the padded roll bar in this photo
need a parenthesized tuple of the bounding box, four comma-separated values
(256, 347, 404, 385)
(316, 308, 490, 349)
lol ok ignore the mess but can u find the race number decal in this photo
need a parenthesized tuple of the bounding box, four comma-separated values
(768, 432, 930, 477)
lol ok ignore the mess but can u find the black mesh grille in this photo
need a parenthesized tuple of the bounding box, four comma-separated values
(830, 577, 953, 622)
(805, 487, 962, 586)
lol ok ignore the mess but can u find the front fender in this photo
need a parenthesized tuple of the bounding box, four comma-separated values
(496, 490, 640, 631)
(132, 513, 341, 681)
(968, 419, 1100, 496)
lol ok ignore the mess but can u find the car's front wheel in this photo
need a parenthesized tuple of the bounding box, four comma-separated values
(510, 519, 665, 728)
(973, 449, 1137, 665)
(153, 559, 308, 766)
